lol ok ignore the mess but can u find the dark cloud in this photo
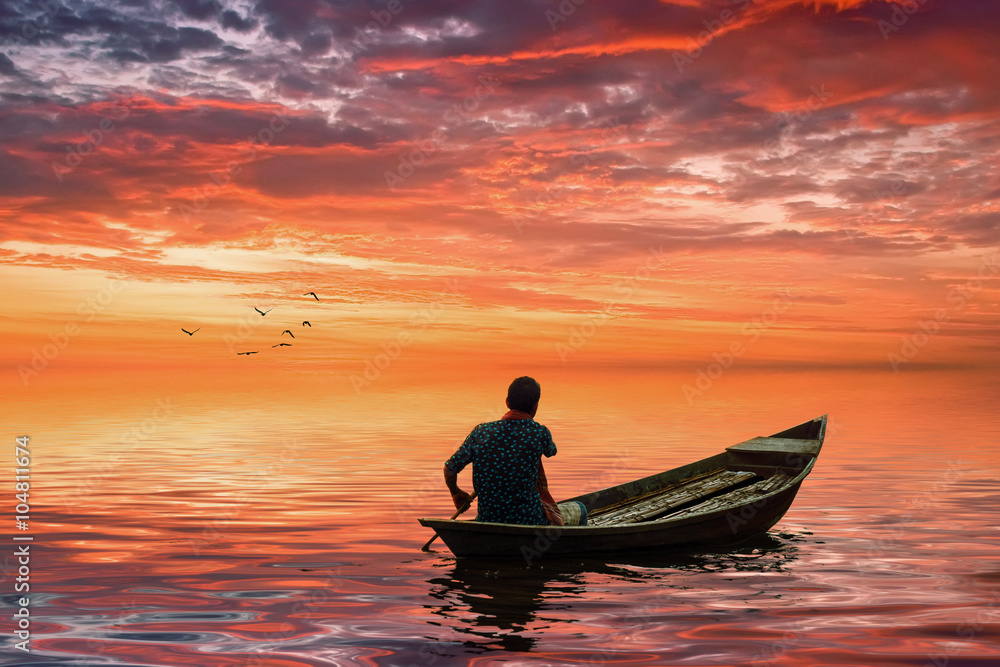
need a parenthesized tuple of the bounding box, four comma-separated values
(0, 52, 18, 76)
(253, 0, 329, 42)
(107, 48, 148, 63)
(276, 72, 322, 95)
(833, 177, 928, 205)
(298, 29, 332, 57)
(1, 3, 225, 62)
(102, 24, 224, 62)
(1, 91, 54, 105)
(168, 0, 222, 21)
(947, 213, 1000, 246)
(220, 9, 258, 32)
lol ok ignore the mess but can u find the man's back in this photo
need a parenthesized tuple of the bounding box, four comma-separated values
(445, 415, 557, 525)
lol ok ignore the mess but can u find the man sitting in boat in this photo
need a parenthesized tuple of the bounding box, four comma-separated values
(444, 376, 581, 526)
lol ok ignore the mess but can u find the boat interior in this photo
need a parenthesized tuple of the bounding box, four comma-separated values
(585, 419, 825, 527)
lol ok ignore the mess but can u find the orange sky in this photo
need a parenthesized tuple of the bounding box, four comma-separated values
(1, 0, 999, 401)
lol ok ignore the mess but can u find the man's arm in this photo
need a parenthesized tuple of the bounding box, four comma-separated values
(537, 460, 563, 525)
(443, 464, 473, 511)
(541, 424, 557, 457)
(444, 427, 478, 511)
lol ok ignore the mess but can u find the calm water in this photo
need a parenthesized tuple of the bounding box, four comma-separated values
(4, 367, 1000, 666)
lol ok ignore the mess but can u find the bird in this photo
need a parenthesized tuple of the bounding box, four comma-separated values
(181, 328, 200, 336)
(254, 307, 272, 316)
(281, 330, 295, 338)
(272, 343, 291, 347)
(302, 321, 311, 327)
(237, 351, 258, 355)
(304, 292, 319, 300)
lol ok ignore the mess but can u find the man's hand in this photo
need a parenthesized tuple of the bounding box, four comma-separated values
(450, 488, 473, 511)
(444, 464, 474, 512)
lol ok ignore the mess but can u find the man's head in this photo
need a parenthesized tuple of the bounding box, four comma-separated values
(506, 376, 541, 415)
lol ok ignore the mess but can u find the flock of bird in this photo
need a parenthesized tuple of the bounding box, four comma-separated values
(182, 292, 321, 356)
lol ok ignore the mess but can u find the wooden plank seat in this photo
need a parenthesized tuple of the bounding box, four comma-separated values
(588, 469, 758, 526)
(586, 468, 723, 520)
(659, 473, 792, 522)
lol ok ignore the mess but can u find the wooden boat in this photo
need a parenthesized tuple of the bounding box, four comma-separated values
(419, 415, 826, 558)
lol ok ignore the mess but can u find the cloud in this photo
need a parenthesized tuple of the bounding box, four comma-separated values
(0, 52, 19, 76)
(0, 0, 997, 331)
(220, 9, 258, 32)
(169, 0, 223, 21)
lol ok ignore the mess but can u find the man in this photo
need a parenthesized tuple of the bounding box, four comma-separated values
(443, 376, 558, 525)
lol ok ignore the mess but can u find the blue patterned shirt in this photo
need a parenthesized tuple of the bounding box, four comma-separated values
(445, 417, 557, 525)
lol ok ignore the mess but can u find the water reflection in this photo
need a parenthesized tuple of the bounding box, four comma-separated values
(427, 532, 800, 652)
(427, 560, 567, 651)
(20, 369, 1000, 665)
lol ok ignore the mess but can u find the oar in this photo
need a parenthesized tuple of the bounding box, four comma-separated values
(421, 491, 477, 552)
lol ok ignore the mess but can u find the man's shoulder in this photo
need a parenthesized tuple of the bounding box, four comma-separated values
(505, 419, 553, 436)
(472, 419, 552, 435)
(530, 421, 552, 435)
(466, 420, 503, 439)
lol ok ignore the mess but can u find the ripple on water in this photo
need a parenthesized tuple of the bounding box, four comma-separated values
(25, 369, 1000, 665)
(124, 611, 259, 623)
(104, 631, 217, 643)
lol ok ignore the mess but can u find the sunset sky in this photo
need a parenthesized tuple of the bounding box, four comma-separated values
(2, 0, 999, 399)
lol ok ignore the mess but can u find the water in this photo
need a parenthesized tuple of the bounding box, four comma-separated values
(4, 367, 999, 666)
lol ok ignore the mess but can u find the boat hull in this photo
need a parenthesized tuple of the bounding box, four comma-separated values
(419, 415, 825, 558)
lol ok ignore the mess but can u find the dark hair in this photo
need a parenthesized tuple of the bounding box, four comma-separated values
(507, 376, 541, 412)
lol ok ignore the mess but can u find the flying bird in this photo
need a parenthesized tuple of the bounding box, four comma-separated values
(304, 292, 319, 300)
(237, 351, 258, 355)
(254, 307, 272, 316)
(272, 343, 292, 347)
(181, 328, 200, 336)
(281, 330, 295, 338)
(302, 321, 311, 327)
